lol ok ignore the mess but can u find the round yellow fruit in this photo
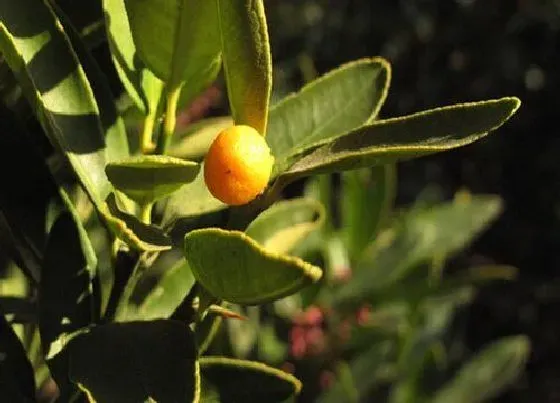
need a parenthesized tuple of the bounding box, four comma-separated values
(204, 125, 274, 205)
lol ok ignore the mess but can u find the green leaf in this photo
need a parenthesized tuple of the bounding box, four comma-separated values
(102, 194, 172, 252)
(132, 257, 195, 321)
(319, 342, 395, 403)
(334, 194, 503, 305)
(0, 316, 36, 401)
(268, 57, 391, 164)
(431, 336, 530, 403)
(246, 198, 325, 255)
(340, 165, 396, 259)
(200, 357, 301, 402)
(162, 167, 227, 226)
(125, 0, 221, 92)
(0, 0, 113, 206)
(169, 116, 234, 160)
(106, 155, 200, 204)
(217, 0, 271, 134)
(103, 0, 164, 114)
(280, 97, 521, 179)
(39, 206, 97, 393)
(67, 320, 199, 403)
(54, 1, 130, 163)
(184, 228, 322, 305)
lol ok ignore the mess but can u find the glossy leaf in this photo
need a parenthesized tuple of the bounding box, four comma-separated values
(102, 194, 172, 252)
(169, 116, 234, 160)
(39, 208, 97, 393)
(334, 194, 503, 305)
(280, 97, 521, 179)
(184, 228, 322, 305)
(246, 198, 325, 255)
(200, 356, 301, 402)
(268, 57, 391, 164)
(0, 316, 36, 401)
(67, 320, 199, 403)
(217, 0, 271, 134)
(106, 155, 200, 203)
(0, 0, 112, 206)
(431, 336, 530, 403)
(341, 165, 396, 259)
(125, 0, 221, 92)
(162, 167, 226, 226)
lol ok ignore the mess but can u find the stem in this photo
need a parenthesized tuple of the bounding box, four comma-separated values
(114, 254, 146, 321)
(139, 202, 153, 224)
(155, 86, 182, 155)
(141, 112, 156, 154)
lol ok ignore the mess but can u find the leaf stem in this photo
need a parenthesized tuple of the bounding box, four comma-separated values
(156, 86, 182, 155)
(140, 111, 156, 154)
(139, 202, 154, 224)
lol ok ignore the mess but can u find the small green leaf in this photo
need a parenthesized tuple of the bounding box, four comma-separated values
(246, 198, 325, 255)
(280, 97, 521, 179)
(268, 57, 391, 164)
(103, 0, 164, 114)
(39, 206, 97, 394)
(431, 336, 530, 403)
(0, 0, 113, 206)
(67, 320, 199, 403)
(200, 356, 302, 402)
(102, 193, 172, 252)
(184, 228, 322, 305)
(162, 167, 226, 226)
(169, 116, 234, 160)
(334, 194, 503, 305)
(0, 316, 36, 401)
(106, 155, 200, 204)
(125, 0, 221, 93)
(340, 165, 396, 259)
(217, 0, 271, 134)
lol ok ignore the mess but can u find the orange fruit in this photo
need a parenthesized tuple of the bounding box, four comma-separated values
(204, 125, 274, 205)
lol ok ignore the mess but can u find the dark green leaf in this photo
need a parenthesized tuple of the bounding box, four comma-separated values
(106, 155, 200, 204)
(67, 320, 199, 403)
(184, 228, 322, 305)
(246, 198, 325, 255)
(131, 258, 195, 321)
(334, 194, 502, 305)
(217, 0, 271, 134)
(39, 207, 97, 393)
(0, 316, 36, 402)
(200, 356, 301, 402)
(268, 57, 391, 165)
(0, 0, 113, 206)
(431, 336, 530, 403)
(280, 97, 521, 179)
(340, 165, 396, 259)
(125, 0, 221, 93)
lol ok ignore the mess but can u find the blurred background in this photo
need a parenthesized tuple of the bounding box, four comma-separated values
(262, 0, 560, 402)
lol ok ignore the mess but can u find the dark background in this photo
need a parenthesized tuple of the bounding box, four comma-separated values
(264, 0, 560, 402)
